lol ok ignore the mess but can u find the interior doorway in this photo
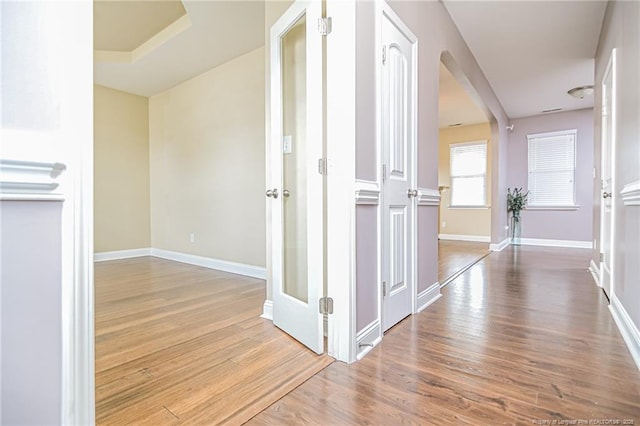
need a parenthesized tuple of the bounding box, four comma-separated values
(437, 58, 493, 286)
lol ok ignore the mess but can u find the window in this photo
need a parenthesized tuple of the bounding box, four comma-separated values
(527, 130, 577, 207)
(449, 141, 487, 207)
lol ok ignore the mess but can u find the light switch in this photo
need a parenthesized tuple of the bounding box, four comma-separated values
(283, 135, 292, 154)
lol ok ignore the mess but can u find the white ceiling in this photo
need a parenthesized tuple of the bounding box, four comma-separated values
(94, 1, 264, 97)
(95, 0, 608, 122)
(443, 0, 607, 119)
(439, 63, 488, 128)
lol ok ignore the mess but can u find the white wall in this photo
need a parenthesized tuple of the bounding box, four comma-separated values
(149, 47, 266, 268)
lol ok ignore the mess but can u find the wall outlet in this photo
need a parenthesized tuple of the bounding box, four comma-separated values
(441, 221, 446, 228)
(190, 233, 195, 243)
(505, 224, 509, 231)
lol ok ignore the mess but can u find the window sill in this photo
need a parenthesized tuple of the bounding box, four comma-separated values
(448, 205, 491, 210)
(525, 205, 579, 211)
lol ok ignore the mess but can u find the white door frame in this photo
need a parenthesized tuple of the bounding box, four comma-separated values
(600, 48, 617, 298)
(376, 0, 418, 330)
(326, 0, 357, 363)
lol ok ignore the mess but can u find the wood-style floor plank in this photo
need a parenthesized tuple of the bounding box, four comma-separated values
(95, 257, 333, 425)
(250, 246, 640, 425)
(438, 239, 489, 284)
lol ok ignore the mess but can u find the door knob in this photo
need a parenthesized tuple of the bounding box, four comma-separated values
(407, 189, 418, 198)
(603, 192, 612, 199)
(266, 188, 279, 199)
(283, 189, 290, 197)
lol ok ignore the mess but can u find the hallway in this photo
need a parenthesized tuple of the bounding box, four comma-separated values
(250, 246, 640, 424)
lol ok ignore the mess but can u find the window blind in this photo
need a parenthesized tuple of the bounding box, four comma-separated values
(450, 141, 487, 206)
(527, 131, 576, 206)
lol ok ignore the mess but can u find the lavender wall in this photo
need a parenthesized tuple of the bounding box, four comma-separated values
(594, 1, 640, 336)
(1, 201, 63, 425)
(356, 205, 378, 332)
(507, 109, 594, 242)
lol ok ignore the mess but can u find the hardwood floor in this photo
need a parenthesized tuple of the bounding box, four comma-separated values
(438, 239, 489, 284)
(94, 257, 333, 425)
(250, 246, 640, 425)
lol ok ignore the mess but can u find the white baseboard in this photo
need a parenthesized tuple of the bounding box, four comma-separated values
(490, 238, 510, 252)
(261, 300, 273, 321)
(416, 283, 442, 313)
(94, 248, 151, 262)
(588, 259, 601, 288)
(439, 234, 490, 243)
(517, 238, 592, 249)
(150, 248, 267, 280)
(609, 294, 640, 370)
(356, 320, 382, 361)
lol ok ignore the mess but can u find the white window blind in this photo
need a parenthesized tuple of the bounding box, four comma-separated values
(450, 141, 487, 206)
(527, 130, 577, 206)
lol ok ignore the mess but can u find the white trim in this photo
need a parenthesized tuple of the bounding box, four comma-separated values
(0, 159, 66, 200)
(94, 248, 151, 262)
(621, 180, 640, 206)
(490, 238, 510, 252)
(261, 300, 273, 321)
(417, 187, 440, 206)
(524, 205, 579, 211)
(517, 238, 592, 249)
(588, 259, 601, 288)
(355, 180, 380, 205)
(438, 234, 490, 243)
(150, 249, 267, 280)
(416, 283, 442, 313)
(356, 320, 382, 361)
(609, 294, 640, 370)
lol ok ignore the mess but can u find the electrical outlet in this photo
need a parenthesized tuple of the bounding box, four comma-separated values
(190, 233, 195, 243)
(441, 221, 446, 228)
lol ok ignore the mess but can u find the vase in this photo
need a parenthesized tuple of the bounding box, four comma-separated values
(510, 215, 521, 245)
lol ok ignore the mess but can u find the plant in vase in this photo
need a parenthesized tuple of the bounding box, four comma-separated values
(507, 187, 529, 245)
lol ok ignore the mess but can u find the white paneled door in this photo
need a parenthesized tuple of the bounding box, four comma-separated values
(380, 5, 417, 332)
(600, 49, 616, 299)
(268, 0, 324, 354)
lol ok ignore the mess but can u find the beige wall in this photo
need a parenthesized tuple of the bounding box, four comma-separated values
(438, 123, 492, 237)
(149, 47, 266, 267)
(94, 84, 151, 252)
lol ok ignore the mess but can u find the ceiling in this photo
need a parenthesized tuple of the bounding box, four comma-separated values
(443, 0, 607, 119)
(94, 1, 186, 51)
(94, 0, 608, 121)
(439, 63, 488, 128)
(93, 0, 264, 97)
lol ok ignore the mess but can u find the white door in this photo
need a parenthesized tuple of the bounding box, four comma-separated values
(600, 49, 616, 299)
(380, 7, 417, 332)
(268, 0, 324, 354)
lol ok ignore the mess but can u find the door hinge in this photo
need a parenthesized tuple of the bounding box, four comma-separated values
(382, 45, 386, 65)
(318, 158, 328, 175)
(319, 297, 334, 315)
(600, 252, 604, 262)
(382, 281, 387, 297)
(382, 164, 387, 182)
(318, 17, 332, 36)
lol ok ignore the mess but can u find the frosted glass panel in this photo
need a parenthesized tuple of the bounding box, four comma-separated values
(281, 14, 308, 303)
